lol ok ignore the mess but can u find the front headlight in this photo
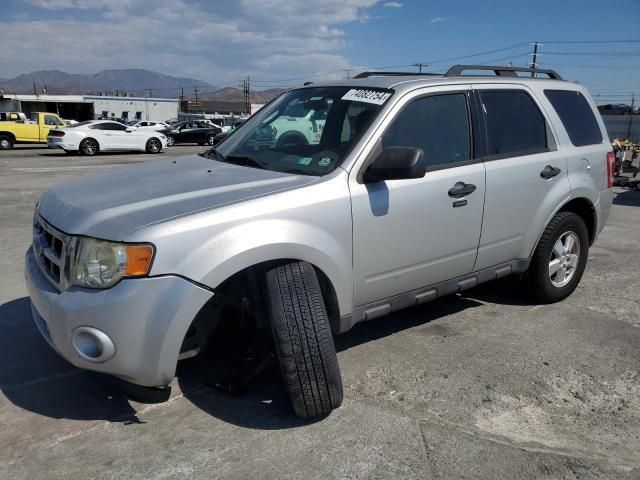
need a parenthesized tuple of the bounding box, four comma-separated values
(71, 237, 154, 289)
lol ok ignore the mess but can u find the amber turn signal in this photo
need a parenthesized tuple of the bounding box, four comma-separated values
(125, 244, 154, 276)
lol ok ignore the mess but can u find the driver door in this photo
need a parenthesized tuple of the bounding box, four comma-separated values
(350, 86, 486, 306)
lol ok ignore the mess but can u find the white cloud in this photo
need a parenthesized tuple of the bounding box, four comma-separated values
(383, 2, 403, 7)
(429, 16, 451, 23)
(2, 0, 382, 86)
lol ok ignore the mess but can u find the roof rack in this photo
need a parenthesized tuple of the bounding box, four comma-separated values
(353, 71, 442, 79)
(444, 64, 563, 80)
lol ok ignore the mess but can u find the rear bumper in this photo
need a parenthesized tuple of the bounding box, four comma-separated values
(595, 188, 614, 240)
(47, 137, 78, 150)
(24, 247, 213, 386)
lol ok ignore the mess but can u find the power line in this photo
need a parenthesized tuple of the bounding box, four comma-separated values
(540, 40, 640, 44)
(542, 51, 640, 56)
(421, 42, 530, 64)
(481, 52, 530, 64)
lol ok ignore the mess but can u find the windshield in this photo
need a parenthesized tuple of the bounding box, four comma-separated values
(213, 86, 391, 176)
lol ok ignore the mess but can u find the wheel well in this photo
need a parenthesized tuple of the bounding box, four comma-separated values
(179, 259, 341, 357)
(0, 132, 16, 141)
(81, 137, 99, 148)
(558, 198, 596, 245)
(277, 131, 308, 144)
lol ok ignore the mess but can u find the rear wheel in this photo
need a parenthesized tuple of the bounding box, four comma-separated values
(0, 135, 14, 150)
(526, 212, 589, 303)
(145, 137, 162, 153)
(79, 138, 98, 156)
(166, 136, 175, 147)
(207, 135, 216, 146)
(266, 261, 343, 418)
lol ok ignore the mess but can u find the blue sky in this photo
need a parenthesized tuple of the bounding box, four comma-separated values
(1, 0, 639, 103)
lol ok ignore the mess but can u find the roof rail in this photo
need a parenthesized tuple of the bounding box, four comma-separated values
(353, 71, 442, 79)
(444, 64, 563, 80)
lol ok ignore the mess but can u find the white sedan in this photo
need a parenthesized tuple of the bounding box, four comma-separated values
(47, 120, 168, 156)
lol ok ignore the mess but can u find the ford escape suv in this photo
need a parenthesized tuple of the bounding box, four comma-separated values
(25, 65, 614, 418)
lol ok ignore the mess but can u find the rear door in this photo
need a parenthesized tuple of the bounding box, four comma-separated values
(350, 86, 486, 306)
(472, 85, 571, 270)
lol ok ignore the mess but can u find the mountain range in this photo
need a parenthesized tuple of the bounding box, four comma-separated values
(0, 69, 212, 98)
(0, 68, 286, 103)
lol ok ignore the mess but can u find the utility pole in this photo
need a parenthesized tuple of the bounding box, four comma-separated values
(529, 41, 541, 77)
(626, 93, 635, 140)
(413, 63, 428, 73)
(180, 87, 184, 115)
(193, 85, 199, 114)
(145, 88, 153, 98)
(241, 77, 250, 115)
(343, 69, 352, 80)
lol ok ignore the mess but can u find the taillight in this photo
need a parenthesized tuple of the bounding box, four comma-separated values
(49, 130, 65, 137)
(606, 151, 615, 188)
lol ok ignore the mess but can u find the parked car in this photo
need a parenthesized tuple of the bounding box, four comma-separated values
(0, 112, 65, 149)
(210, 120, 245, 145)
(130, 121, 170, 130)
(0, 111, 29, 122)
(25, 65, 614, 419)
(47, 120, 167, 155)
(158, 121, 222, 146)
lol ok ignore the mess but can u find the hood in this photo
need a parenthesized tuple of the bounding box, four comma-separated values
(38, 155, 318, 240)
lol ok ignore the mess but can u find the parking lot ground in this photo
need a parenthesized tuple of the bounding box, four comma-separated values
(1, 145, 639, 479)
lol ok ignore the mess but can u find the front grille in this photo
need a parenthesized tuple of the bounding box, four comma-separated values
(32, 214, 71, 291)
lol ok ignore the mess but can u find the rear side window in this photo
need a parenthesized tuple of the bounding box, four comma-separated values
(382, 93, 471, 169)
(91, 122, 126, 131)
(479, 90, 547, 158)
(544, 90, 603, 146)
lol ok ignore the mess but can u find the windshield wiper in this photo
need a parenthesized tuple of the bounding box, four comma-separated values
(224, 155, 267, 170)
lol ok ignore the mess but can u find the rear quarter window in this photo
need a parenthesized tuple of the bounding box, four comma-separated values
(544, 90, 603, 147)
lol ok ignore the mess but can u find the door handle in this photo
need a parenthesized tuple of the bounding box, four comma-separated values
(540, 165, 561, 179)
(448, 182, 476, 197)
(105, 133, 112, 136)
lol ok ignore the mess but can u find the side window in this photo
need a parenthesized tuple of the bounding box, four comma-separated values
(382, 93, 471, 168)
(91, 122, 126, 131)
(544, 90, 603, 147)
(480, 90, 547, 157)
(44, 115, 62, 126)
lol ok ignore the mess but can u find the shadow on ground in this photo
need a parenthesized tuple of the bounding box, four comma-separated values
(613, 189, 640, 207)
(1, 277, 527, 429)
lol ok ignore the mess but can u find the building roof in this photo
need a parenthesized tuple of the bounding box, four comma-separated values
(1, 94, 88, 103)
(1, 93, 178, 103)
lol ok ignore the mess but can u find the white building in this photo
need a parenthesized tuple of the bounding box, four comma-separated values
(0, 93, 179, 123)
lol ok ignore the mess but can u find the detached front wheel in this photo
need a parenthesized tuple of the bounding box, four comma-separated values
(526, 212, 589, 303)
(266, 261, 343, 418)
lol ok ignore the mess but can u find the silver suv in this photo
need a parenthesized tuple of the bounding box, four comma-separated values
(25, 65, 615, 418)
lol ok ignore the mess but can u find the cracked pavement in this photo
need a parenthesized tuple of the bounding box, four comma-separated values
(1, 146, 639, 479)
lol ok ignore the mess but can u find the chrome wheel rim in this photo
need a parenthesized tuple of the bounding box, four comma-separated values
(167, 137, 174, 146)
(549, 231, 580, 288)
(208, 136, 215, 145)
(0, 139, 9, 148)
(83, 140, 97, 155)
(149, 139, 160, 152)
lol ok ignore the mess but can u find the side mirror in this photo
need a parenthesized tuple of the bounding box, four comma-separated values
(363, 147, 426, 183)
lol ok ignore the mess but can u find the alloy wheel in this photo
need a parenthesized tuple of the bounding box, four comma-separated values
(548, 231, 580, 288)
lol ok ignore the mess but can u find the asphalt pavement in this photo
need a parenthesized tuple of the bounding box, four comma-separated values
(0, 144, 639, 479)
